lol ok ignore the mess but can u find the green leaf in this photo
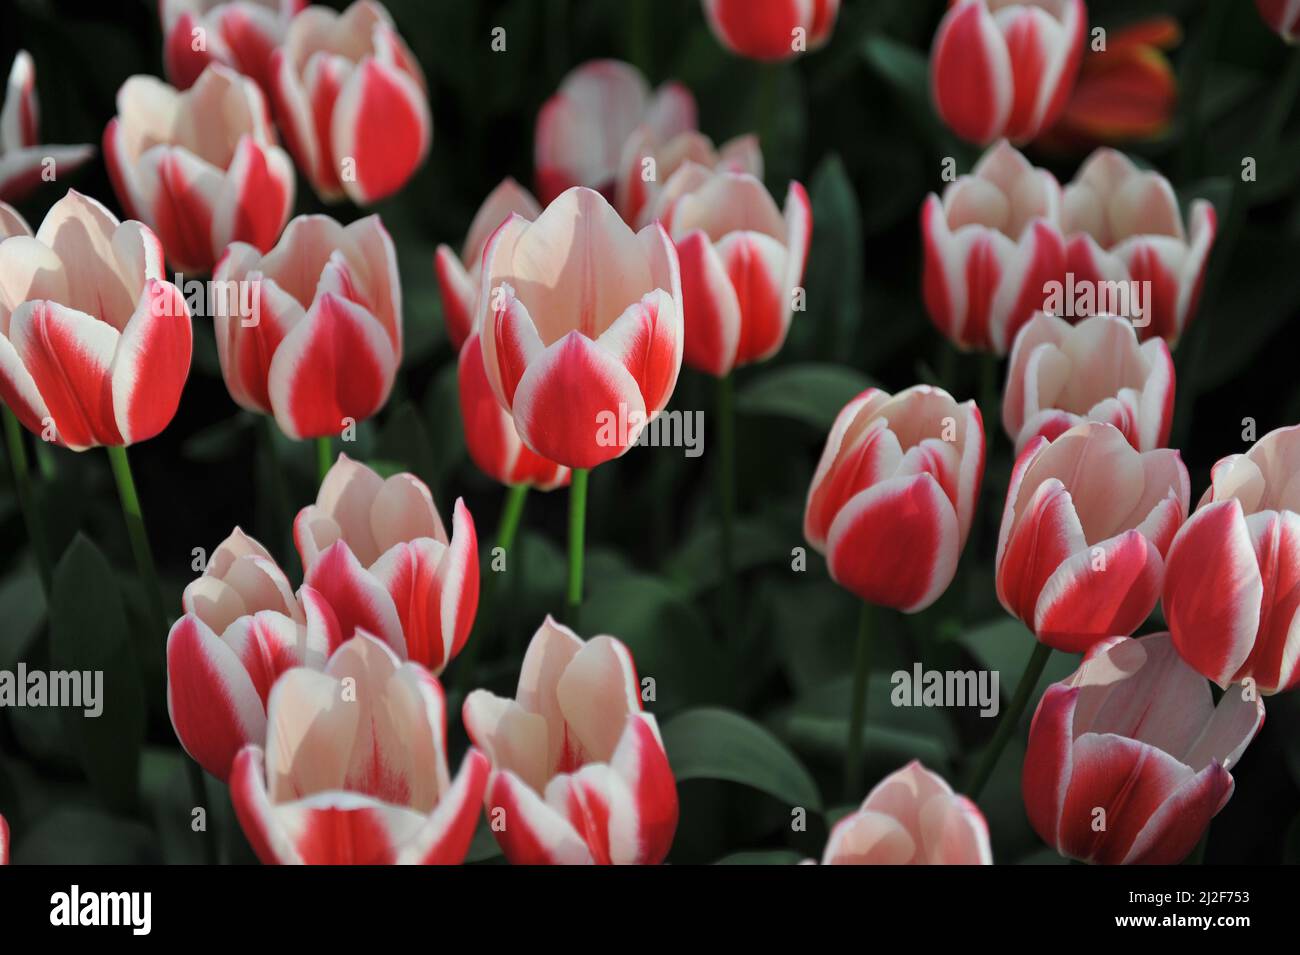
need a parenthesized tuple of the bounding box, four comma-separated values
(663, 707, 822, 812)
(12, 808, 159, 864)
(0, 567, 46, 670)
(735, 362, 874, 430)
(797, 155, 864, 358)
(48, 534, 145, 813)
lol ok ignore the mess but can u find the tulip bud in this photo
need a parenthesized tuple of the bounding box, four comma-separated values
(701, 0, 840, 62)
(159, 0, 302, 92)
(0, 51, 94, 203)
(618, 130, 762, 228)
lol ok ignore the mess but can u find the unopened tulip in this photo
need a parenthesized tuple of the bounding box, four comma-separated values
(931, 0, 1087, 145)
(0, 191, 192, 450)
(702, 0, 840, 62)
(0, 52, 94, 203)
(653, 168, 811, 377)
(1062, 148, 1216, 344)
(1024, 632, 1263, 864)
(804, 386, 984, 613)
(459, 333, 569, 490)
(476, 187, 684, 469)
(295, 454, 478, 674)
(463, 617, 678, 865)
(1163, 424, 1300, 694)
(1257, 0, 1300, 41)
(269, 0, 430, 204)
(535, 59, 695, 205)
(231, 634, 489, 864)
(212, 213, 401, 439)
(434, 178, 540, 352)
(818, 761, 991, 865)
(618, 129, 762, 227)
(1003, 313, 1174, 454)
(104, 65, 295, 274)
(921, 141, 1065, 354)
(997, 422, 1188, 653)
(181, 526, 301, 634)
(160, 0, 302, 92)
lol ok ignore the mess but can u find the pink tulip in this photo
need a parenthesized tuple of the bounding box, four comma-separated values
(701, 0, 840, 62)
(476, 186, 684, 470)
(459, 332, 569, 490)
(653, 167, 811, 377)
(269, 0, 430, 204)
(1003, 313, 1174, 455)
(931, 0, 1086, 145)
(463, 617, 678, 865)
(1163, 424, 1300, 694)
(617, 129, 762, 228)
(997, 422, 1188, 653)
(818, 761, 991, 864)
(230, 634, 489, 865)
(211, 213, 401, 439)
(805, 386, 984, 613)
(0, 52, 94, 203)
(434, 178, 541, 353)
(160, 0, 303, 92)
(921, 141, 1065, 354)
(534, 59, 695, 205)
(1062, 148, 1217, 345)
(104, 65, 294, 274)
(295, 454, 478, 674)
(1256, 0, 1300, 41)
(1023, 632, 1264, 864)
(0, 191, 192, 450)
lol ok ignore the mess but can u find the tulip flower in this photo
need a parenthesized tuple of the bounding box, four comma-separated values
(104, 64, 295, 274)
(0, 52, 94, 203)
(997, 422, 1189, 653)
(181, 526, 301, 635)
(1062, 148, 1216, 345)
(805, 385, 985, 613)
(295, 454, 478, 674)
(535, 59, 695, 205)
(701, 0, 840, 62)
(1002, 313, 1174, 455)
(653, 168, 811, 377)
(160, 0, 302, 92)
(459, 332, 569, 490)
(475, 186, 684, 470)
(618, 129, 762, 228)
(434, 178, 540, 352)
(921, 141, 1066, 354)
(212, 213, 401, 439)
(269, 0, 430, 204)
(0, 191, 192, 450)
(1023, 632, 1264, 864)
(463, 617, 678, 865)
(1257, 0, 1300, 41)
(931, 0, 1087, 145)
(230, 633, 489, 864)
(816, 761, 991, 865)
(1163, 424, 1300, 694)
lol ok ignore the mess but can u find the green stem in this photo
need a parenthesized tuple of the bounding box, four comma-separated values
(716, 373, 738, 645)
(843, 602, 874, 801)
(964, 641, 1054, 799)
(566, 468, 589, 629)
(315, 435, 332, 484)
(3, 407, 52, 595)
(456, 484, 529, 691)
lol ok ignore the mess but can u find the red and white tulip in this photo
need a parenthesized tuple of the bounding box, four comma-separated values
(104, 64, 294, 274)
(212, 213, 401, 439)
(1003, 312, 1174, 454)
(618, 128, 762, 227)
(295, 454, 478, 674)
(463, 617, 677, 865)
(269, 0, 430, 204)
(1062, 148, 1216, 345)
(805, 386, 984, 613)
(476, 186, 684, 469)
(231, 633, 489, 864)
(534, 59, 695, 205)
(1257, 0, 1300, 41)
(160, 0, 303, 92)
(701, 0, 840, 62)
(0, 52, 94, 203)
(1023, 632, 1264, 864)
(997, 421, 1188, 653)
(0, 191, 192, 450)
(1163, 424, 1300, 695)
(921, 141, 1065, 354)
(817, 761, 991, 865)
(931, 0, 1087, 145)
(434, 178, 540, 353)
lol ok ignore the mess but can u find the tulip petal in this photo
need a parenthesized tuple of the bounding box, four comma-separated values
(332, 57, 430, 205)
(111, 279, 192, 445)
(303, 541, 404, 655)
